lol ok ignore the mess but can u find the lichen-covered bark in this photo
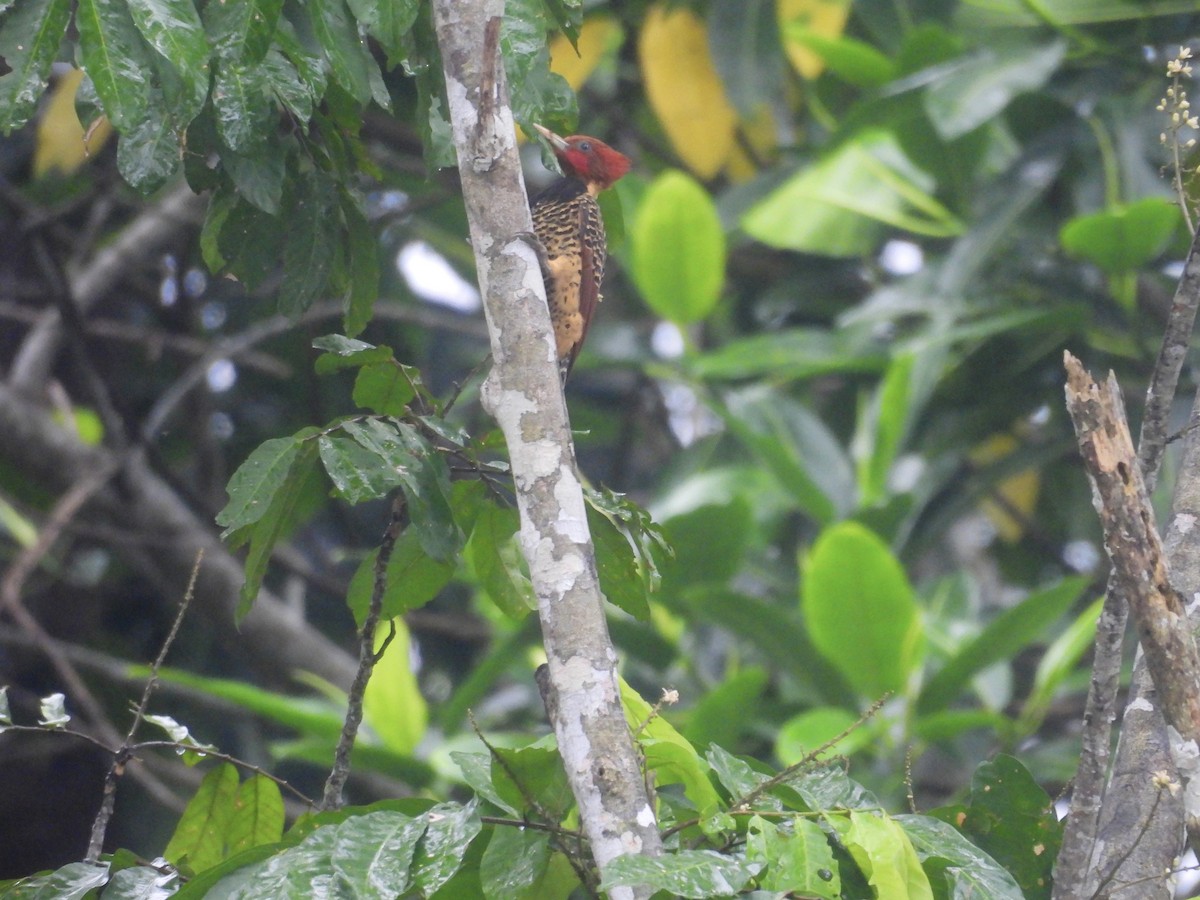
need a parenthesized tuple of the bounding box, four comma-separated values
(430, 2, 661, 895)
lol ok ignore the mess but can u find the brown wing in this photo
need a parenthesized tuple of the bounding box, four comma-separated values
(567, 194, 606, 374)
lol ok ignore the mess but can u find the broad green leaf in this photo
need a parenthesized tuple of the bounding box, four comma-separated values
(165, 763, 241, 873)
(686, 326, 886, 382)
(722, 386, 855, 523)
(776, 706, 874, 764)
(742, 129, 964, 256)
(930, 755, 1060, 899)
(661, 499, 751, 593)
(312, 334, 391, 370)
(830, 810, 934, 900)
(897, 814, 1024, 900)
(601, 849, 760, 897)
(503, 0, 577, 132)
(0, 0, 71, 132)
(705, 743, 771, 802)
(480, 827, 547, 900)
(801, 521, 923, 699)
(638, 4, 737, 178)
(203, 0, 283, 63)
(465, 501, 535, 619)
(126, 0, 209, 120)
(784, 26, 896, 88)
(0, 862, 110, 898)
(228, 776, 285, 856)
(409, 801, 482, 895)
(215, 192, 286, 288)
(788, 762, 881, 812)
(279, 171, 338, 316)
(362, 618, 428, 755)
(777, 0, 852, 79)
(318, 431, 399, 504)
(271, 21, 328, 116)
(308, 0, 381, 106)
(133, 666, 344, 739)
(954, 0, 1195, 27)
(708, 0, 784, 116)
(222, 137, 287, 214)
(340, 191, 380, 337)
(1020, 596, 1103, 733)
(632, 170, 725, 325)
(620, 679, 721, 812)
(585, 488, 671, 620)
(346, 537, 455, 624)
(190, 820, 340, 896)
(116, 106, 181, 192)
(390, 423, 460, 561)
(330, 810, 425, 895)
(1060, 198, 1181, 275)
(213, 58, 273, 154)
(856, 351, 917, 507)
(488, 741, 574, 823)
(682, 666, 767, 751)
(217, 436, 305, 535)
(924, 40, 1065, 140)
(747, 815, 840, 897)
(353, 363, 419, 415)
(260, 48, 318, 123)
(75, 0, 156, 132)
(918, 576, 1089, 715)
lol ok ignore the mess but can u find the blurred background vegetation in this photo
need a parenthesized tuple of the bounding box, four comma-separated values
(1, 0, 1198, 886)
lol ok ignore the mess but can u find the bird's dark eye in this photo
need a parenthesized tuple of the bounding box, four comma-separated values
(578, 141, 592, 152)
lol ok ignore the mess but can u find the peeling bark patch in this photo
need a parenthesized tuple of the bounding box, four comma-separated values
(1129, 697, 1156, 713)
(1176, 512, 1198, 535)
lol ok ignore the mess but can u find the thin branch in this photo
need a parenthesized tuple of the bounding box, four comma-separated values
(320, 494, 406, 810)
(86, 552, 202, 861)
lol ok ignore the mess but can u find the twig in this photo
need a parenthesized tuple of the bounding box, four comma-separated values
(86, 552, 202, 861)
(320, 494, 405, 810)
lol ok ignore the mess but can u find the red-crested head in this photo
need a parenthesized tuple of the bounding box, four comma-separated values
(534, 124, 631, 192)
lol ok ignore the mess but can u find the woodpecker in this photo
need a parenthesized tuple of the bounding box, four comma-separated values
(530, 124, 631, 380)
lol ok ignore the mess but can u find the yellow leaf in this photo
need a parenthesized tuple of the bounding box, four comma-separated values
(778, 0, 852, 79)
(726, 104, 778, 182)
(638, 5, 737, 179)
(970, 433, 1041, 543)
(34, 68, 112, 178)
(550, 16, 623, 92)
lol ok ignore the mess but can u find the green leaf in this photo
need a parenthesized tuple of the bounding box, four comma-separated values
(830, 810, 934, 900)
(409, 801, 482, 895)
(601, 850, 760, 898)
(165, 763, 241, 873)
(776, 706, 874, 765)
(632, 170, 725, 325)
(215, 191, 286, 288)
(75, 0, 157, 132)
(217, 436, 305, 534)
(346, 537, 455, 624)
(708, 0, 784, 116)
(682, 666, 767, 751)
(747, 815, 840, 897)
(203, 0, 283, 63)
(126, 0, 210, 120)
(856, 350, 920, 507)
(896, 814, 1025, 900)
(957, 0, 1199, 25)
(924, 40, 1066, 140)
(918, 576, 1089, 716)
(502, 0, 576, 131)
(213, 58, 273, 154)
(222, 136, 287, 214)
(620, 679, 721, 813)
(362, 618, 428, 754)
(279, 171, 338, 316)
(801, 521, 923, 699)
(686, 327, 886, 382)
(0, 0, 71, 132)
(465, 501, 535, 619)
(479, 827, 557, 900)
(742, 129, 964, 256)
(353, 363, 419, 416)
(340, 191, 380, 337)
(318, 431, 399, 504)
(722, 386, 855, 524)
(308, 0, 382, 106)
(930, 755, 1060, 899)
(489, 741, 574, 822)
(346, 0, 419, 64)
(1020, 595, 1103, 733)
(1060, 198, 1182, 275)
(115, 109, 181, 192)
(330, 812, 425, 895)
(0, 862, 111, 898)
(585, 488, 672, 620)
(228, 776, 286, 856)
(785, 761, 881, 812)
(784, 26, 896, 88)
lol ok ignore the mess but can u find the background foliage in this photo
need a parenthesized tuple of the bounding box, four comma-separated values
(1, 0, 1198, 894)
